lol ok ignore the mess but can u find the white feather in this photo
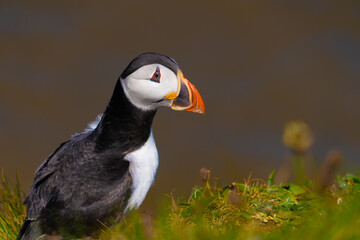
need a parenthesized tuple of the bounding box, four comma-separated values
(120, 64, 177, 111)
(84, 114, 103, 132)
(72, 114, 103, 137)
(125, 129, 159, 211)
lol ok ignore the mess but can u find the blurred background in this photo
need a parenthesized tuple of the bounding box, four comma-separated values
(1, 1, 360, 210)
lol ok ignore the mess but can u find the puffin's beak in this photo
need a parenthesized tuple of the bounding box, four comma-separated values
(167, 70, 205, 114)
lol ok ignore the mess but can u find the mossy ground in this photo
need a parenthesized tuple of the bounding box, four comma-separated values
(102, 171, 360, 240)
(2, 169, 360, 240)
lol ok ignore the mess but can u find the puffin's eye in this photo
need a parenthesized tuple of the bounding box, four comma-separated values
(150, 67, 161, 83)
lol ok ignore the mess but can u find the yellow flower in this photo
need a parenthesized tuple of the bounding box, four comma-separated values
(282, 121, 314, 152)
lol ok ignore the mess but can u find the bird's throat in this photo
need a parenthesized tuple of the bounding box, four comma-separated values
(94, 80, 157, 153)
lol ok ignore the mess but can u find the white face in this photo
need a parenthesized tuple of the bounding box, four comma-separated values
(120, 64, 178, 111)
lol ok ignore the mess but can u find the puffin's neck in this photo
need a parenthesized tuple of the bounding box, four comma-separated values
(94, 79, 157, 153)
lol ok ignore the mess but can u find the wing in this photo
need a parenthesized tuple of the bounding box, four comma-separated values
(24, 138, 71, 220)
(24, 132, 133, 222)
(32, 141, 69, 191)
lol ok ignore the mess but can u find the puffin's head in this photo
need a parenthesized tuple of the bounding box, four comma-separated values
(119, 53, 205, 114)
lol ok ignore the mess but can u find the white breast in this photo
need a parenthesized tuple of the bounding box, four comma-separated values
(125, 130, 159, 211)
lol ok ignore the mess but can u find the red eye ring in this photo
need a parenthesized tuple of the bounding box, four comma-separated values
(150, 67, 161, 83)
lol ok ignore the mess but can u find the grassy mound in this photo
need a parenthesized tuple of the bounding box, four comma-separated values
(1, 169, 360, 240)
(102, 170, 360, 240)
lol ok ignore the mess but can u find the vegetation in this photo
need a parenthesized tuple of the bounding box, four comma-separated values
(0, 169, 26, 239)
(2, 168, 359, 240)
(100, 170, 360, 240)
(1, 122, 359, 239)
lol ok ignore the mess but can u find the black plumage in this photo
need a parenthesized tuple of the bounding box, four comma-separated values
(17, 53, 179, 239)
(120, 52, 178, 79)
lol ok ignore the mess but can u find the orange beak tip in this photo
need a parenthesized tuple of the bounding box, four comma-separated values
(172, 70, 206, 115)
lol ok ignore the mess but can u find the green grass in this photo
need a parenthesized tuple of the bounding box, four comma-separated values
(100, 171, 360, 240)
(0, 169, 26, 239)
(1, 169, 360, 240)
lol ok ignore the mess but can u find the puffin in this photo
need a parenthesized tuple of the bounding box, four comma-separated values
(17, 52, 205, 240)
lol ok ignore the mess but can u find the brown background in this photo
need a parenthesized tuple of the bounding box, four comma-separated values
(1, 1, 360, 210)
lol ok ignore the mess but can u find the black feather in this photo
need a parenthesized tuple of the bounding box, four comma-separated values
(121, 52, 179, 79)
(17, 53, 162, 238)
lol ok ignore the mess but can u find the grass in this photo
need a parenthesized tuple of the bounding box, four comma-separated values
(0, 169, 26, 239)
(1, 169, 360, 240)
(2, 122, 358, 239)
(100, 170, 360, 240)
